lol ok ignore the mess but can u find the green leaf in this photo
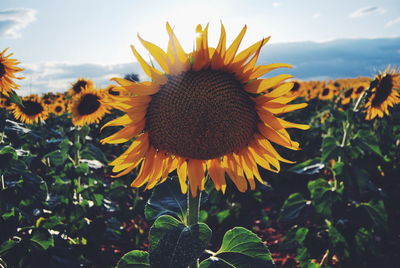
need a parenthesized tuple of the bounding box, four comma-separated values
(44, 150, 67, 166)
(149, 215, 212, 268)
(359, 200, 388, 230)
(116, 250, 150, 268)
(30, 228, 54, 250)
(278, 193, 309, 222)
(200, 227, 275, 268)
(8, 91, 23, 106)
(321, 136, 340, 162)
(145, 178, 207, 222)
(0, 146, 18, 169)
(308, 178, 343, 217)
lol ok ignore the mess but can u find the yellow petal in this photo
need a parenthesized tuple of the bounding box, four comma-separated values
(245, 74, 293, 94)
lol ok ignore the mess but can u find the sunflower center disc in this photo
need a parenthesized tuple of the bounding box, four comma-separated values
(371, 75, 392, 107)
(78, 94, 100, 115)
(55, 106, 62, 112)
(146, 69, 258, 160)
(0, 62, 5, 78)
(22, 100, 43, 116)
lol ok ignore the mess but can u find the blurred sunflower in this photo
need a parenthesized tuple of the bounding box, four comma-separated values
(52, 101, 66, 116)
(318, 84, 335, 100)
(68, 78, 94, 96)
(11, 95, 49, 124)
(341, 87, 354, 105)
(365, 68, 400, 120)
(352, 82, 368, 99)
(69, 86, 111, 126)
(0, 48, 24, 96)
(0, 96, 12, 109)
(101, 23, 309, 196)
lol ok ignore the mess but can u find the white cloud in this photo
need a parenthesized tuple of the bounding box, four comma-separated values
(17, 61, 143, 96)
(349, 6, 385, 18)
(272, 2, 281, 7)
(0, 8, 37, 38)
(312, 13, 321, 19)
(385, 17, 400, 28)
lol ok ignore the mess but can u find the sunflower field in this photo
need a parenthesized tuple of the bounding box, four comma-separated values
(1, 24, 400, 268)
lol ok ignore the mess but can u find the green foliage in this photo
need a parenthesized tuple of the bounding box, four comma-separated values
(200, 227, 275, 268)
(116, 250, 150, 268)
(149, 215, 212, 268)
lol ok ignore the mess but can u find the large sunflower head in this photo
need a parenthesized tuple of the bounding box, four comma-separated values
(365, 67, 400, 120)
(101, 23, 309, 196)
(11, 94, 49, 124)
(68, 78, 94, 96)
(69, 85, 111, 126)
(0, 48, 24, 96)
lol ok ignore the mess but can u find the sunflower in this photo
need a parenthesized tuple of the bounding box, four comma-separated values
(365, 68, 400, 120)
(318, 84, 335, 101)
(0, 96, 12, 109)
(51, 100, 66, 115)
(68, 78, 94, 96)
(0, 48, 24, 96)
(69, 85, 111, 126)
(101, 23, 309, 196)
(351, 81, 368, 99)
(341, 87, 354, 105)
(11, 94, 49, 124)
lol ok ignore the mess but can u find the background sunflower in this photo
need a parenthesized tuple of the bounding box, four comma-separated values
(69, 85, 111, 126)
(10, 94, 49, 124)
(0, 48, 24, 96)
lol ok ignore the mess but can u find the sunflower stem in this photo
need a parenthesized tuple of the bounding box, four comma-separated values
(187, 189, 201, 268)
(338, 90, 367, 162)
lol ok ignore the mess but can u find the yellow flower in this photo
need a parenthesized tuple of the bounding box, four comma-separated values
(10, 94, 49, 124)
(51, 100, 66, 115)
(69, 85, 111, 126)
(365, 67, 400, 120)
(341, 87, 354, 105)
(68, 78, 94, 96)
(318, 84, 335, 101)
(102, 23, 309, 196)
(0, 48, 24, 96)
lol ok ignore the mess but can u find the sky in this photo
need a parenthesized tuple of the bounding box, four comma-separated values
(1, 0, 400, 95)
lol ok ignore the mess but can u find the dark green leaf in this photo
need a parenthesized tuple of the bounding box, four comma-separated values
(30, 228, 54, 250)
(278, 193, 309, 222)
(149, 215, 211, 268)
(116, 250, 150, 268)
(145, 178, 207, 222)
(200, 227, 275, 268)
(308, 178, 343, 216)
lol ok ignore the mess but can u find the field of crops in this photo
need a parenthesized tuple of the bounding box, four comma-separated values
(1, 25, 400, 268)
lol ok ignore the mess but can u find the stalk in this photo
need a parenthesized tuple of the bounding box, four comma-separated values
(338, 90, 366, 162)
(187, 188, 201, 268)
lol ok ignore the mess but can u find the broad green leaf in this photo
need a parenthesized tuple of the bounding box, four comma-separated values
(0, 146, 17, 169)
(359, 200, 388, 230)
(200, 227, 275, 268)
(321, 136, 340, 162)
(308, 178, 343, 217)
(116, 250, 150, 268)
(278, 193, 309, 222)
(44, 150, 67, 166)
(145, 178, 207, 222)
(30, 228, 54, 250)
(149, 215, 211, 268)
